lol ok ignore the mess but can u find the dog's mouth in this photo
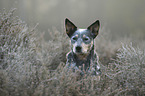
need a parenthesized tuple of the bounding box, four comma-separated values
(75, 52, 89, 60)
(76, 50, 82, 53)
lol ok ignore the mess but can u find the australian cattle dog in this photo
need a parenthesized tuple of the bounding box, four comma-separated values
(65, 18, 101, 76)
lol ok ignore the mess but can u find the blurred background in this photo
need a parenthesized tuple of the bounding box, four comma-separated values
(1, 0, 145, 40)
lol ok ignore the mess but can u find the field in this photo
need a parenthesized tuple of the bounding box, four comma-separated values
(0, 9, 145, 96)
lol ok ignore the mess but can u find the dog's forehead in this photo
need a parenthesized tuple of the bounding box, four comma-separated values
(77, 29, 87, 33)
(74, 29, 90, 36)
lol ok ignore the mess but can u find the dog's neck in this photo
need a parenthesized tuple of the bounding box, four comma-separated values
(75, 53, 89, 60)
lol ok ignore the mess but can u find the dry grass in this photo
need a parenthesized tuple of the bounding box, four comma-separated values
(105, 43, 145, 96)
(0, 9, 144, 96)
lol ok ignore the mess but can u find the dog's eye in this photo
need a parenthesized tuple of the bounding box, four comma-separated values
(72, 37, 77, 41)
(83, 37, 90, 41)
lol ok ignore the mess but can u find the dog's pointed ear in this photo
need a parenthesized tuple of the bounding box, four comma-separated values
(87, 20, 100, 39)
(65, 18, 77, 37)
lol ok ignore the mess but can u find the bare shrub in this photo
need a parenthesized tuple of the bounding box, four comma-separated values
(46, 27, 69, 69)
(34, 63, 102, 96)
(0, 9, 144, 96)
(106, 43, 145, 96)
(95, 27, 122, 65)
(0, 8, 46, 96)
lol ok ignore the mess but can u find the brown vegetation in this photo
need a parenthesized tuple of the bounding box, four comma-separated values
(0, 9, 144, 96)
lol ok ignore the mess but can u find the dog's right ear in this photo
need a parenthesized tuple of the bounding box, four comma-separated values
(65, 18, 77, 37)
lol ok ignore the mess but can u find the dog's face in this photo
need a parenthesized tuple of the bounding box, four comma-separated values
(70, 29, 94, 54)
(65, 18, 100, 55)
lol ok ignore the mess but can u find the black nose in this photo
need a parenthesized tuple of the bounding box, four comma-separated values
(76, 46, 82, 52)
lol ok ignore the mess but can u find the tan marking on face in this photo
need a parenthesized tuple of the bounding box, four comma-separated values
(82, 43, 91, 53)
(81, 41, 93, 53)
(75, 34, 78, 38)
(91, 40, 93, 46)
(83, 34, 86, 38)
(71, 42, 77, 53)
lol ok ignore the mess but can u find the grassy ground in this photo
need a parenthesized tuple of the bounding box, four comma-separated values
(0, 9, 144, 96)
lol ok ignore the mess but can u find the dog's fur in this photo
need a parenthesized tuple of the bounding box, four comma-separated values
(65, 18, 101, 76)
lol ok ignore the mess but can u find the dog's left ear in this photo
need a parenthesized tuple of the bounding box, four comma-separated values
(87, 20, 100, 39)
(65, 18, 77, 38)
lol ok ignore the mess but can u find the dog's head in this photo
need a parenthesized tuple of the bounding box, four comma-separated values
(65, 18, 100, 56)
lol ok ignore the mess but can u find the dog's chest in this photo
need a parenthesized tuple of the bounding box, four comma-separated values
(75, 58, 91, 71)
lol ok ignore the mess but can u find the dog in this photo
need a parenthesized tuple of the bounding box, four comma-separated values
(65, 18, 101, 76)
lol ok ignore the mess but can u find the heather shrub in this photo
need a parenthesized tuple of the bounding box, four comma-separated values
(95, 26, 123, 65)
(0, 9, 144, 96)
(0, 8, 41, 96)
(35, 63, 102, 96)
(106, 43, 145, 96)
(45, 27, 69, 69)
